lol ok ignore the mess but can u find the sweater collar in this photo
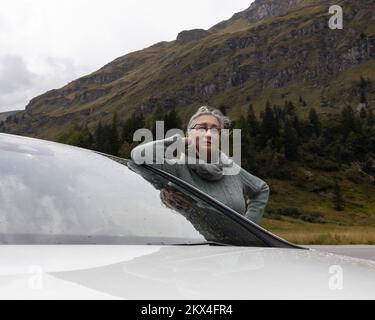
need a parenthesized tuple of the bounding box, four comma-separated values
(181, 152, 233, 182)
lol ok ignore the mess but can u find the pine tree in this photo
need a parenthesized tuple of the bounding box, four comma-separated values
(79, 126, 94, 149)
(57, 124, 93, 149)
(165, 108, 182, 132)
(236, 115, 256, 173)
(282, 118, 299, 161)
(292, 114, 302, 137)
(261, 101, 279, 141)
(309, 108, 321, 136)
(341, 105, 358, 135)
(94, 121, 104, 151)
(122, 113, 145, 143)
(247, 104, 259, 136)
(150, 106, 167, 137)
(284, 100, 296, 116)
(108, 113, 120, 155)
(93, 114, 120, 155)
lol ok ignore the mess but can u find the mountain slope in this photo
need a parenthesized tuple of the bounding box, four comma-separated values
(2, 0, 375, 139)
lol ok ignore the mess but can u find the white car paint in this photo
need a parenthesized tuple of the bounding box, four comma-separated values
(0, 245, 374, 300)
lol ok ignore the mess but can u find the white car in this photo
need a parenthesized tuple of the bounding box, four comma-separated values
(0, 133, 374, 300)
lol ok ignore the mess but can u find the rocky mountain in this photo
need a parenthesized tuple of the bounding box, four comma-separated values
(211, 0, 308, 33)
(2, 0, 374, 139)
(0, 110, 20, 123)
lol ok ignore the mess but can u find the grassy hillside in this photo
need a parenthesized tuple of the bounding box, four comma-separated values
(262, 162, 375, 244)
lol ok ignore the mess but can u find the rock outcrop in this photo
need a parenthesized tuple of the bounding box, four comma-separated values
(176, 29, 211, 43)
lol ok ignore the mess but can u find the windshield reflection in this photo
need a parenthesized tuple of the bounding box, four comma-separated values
(0, 134, 264, 246)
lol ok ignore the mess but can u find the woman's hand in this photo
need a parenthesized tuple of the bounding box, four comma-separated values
(160, 188, 193, 211)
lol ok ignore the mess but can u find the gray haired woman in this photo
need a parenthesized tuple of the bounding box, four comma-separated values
(131, 106, 270, 225)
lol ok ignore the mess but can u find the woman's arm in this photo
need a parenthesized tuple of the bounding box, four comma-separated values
(240, 169, 270, 225)
(131, 134, 183, 165)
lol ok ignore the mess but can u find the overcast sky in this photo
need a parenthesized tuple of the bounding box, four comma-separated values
(0, 0, 254, 112)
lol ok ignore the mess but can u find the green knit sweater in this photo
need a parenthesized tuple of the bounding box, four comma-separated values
(131, 134, 270, 225)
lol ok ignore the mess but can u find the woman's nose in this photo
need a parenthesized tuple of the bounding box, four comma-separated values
(206, 128, 219, 137)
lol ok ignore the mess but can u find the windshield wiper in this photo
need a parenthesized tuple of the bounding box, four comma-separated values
(170, 241, 231, 247)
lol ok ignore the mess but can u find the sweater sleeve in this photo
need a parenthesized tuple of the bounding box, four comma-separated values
(130, 134, 183, 171)
(131, 134, 182, 163)
(239, 169, 270, 225)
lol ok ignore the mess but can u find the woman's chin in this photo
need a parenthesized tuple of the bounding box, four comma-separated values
(197, 147, 221, 162)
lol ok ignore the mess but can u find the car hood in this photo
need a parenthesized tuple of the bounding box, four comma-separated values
(0, 245, 374, 300)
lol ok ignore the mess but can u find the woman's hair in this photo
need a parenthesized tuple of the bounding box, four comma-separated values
(187, 106, 231, 130)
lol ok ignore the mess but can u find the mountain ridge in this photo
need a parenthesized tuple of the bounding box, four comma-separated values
(1, 0, 374, 139)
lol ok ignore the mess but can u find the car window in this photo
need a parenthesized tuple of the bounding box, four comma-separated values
(0, 137, 266, 246)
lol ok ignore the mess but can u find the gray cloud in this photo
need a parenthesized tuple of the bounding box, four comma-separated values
(0, 0, 253, 113)
(0, 55, 36, 95)
(0, 55, 91, 112)
(0, 55, 37, 112)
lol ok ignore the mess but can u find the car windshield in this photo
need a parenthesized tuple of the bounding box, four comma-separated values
(0, 135, 266, 246)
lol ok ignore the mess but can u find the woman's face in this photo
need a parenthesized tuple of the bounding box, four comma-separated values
(187, 115, 221, 162)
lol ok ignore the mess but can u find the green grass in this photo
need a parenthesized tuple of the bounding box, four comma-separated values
(263, 219, 375, 245)
(260, 161, 375, 245)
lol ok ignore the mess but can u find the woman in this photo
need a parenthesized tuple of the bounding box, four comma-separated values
(131, 106, 270, 225)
